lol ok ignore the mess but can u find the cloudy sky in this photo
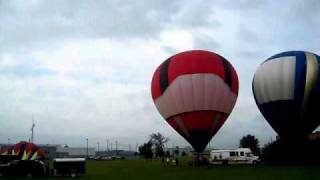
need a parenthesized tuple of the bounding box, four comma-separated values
(0, 0, 319, 150)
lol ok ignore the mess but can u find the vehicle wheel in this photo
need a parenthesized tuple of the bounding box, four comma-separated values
(223, 160, 228, 165)
(26, 173, 32, 178)
(70, 172, 77, 178)
(70, 169, 77, 178)
(252, 160, 258, 165)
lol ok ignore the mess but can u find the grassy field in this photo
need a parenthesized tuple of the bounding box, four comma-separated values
(10, 158, 320, 180)
(54, 159, 319, 180)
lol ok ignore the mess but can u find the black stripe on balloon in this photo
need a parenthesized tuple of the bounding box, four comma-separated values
(19, 143, 26, 159)
(293, 52, 306, 113)
(219, 55, 232, 89)
(159, 58, 171, 94)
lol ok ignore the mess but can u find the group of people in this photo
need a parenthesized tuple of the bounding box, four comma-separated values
(162, 157, 179, 166)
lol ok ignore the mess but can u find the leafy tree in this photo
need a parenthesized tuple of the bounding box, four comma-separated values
(138, 141, 153, 159)
(165, 151, 170, 157)
(155, 145, 165, 157)
(239, 134, 260, 155)
(261, 138, 320, 165)
(181, 151, 187, 156)
(149, 132, 169, 157)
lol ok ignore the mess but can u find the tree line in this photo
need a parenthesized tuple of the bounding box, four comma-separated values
(139, 132, 320, 165)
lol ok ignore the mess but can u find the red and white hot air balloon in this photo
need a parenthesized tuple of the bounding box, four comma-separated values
(151, 50, 239, 153)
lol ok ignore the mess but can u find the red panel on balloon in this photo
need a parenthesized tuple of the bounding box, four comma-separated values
(151, 65, 162, 100)
(180, 111, 217, 130)
(230, 66, 239, 93)
(168, 51, 225, 84)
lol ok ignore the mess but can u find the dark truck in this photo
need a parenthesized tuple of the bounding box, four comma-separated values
(0, 155, 86, 178)
(0, 155, 45, 177)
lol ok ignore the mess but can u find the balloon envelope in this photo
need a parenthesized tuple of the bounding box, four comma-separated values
(253, 51, 320, 138)
(151, 50, 239, 152)
(3, 141, 45, 160)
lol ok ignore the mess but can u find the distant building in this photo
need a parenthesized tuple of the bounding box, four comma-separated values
(96, 150, 138, 159)
(56, 146, 95, 158)
(37, 144, 60, 159)
(165, 146, 193, 156)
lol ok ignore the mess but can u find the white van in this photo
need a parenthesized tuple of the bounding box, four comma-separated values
(210, 148, 259, 165)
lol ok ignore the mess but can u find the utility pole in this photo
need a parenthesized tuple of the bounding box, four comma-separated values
(86, 138, 89, 158)
(97, 142, 100, 153)
(115, 140, 118, 155)
(7, 138, 10, 145)
(30, 116, 35, 143)
(106, 138, 109, 151)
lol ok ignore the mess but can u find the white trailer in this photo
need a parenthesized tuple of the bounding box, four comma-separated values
(210, 148, 259, 165)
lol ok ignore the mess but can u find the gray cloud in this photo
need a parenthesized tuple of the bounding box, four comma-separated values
(237, 25, 259, 43)
(1, 0, 320, 150)
(193, 33, 221, 51)
(0, 0, 223, 52)
(161, 46, 179, 56)
(215, 0, 266, 11)
(0, 64, 56, 77)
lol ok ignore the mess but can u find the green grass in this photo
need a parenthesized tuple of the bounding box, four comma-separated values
(11, 158, 320, 180)
(70, 159, 320, 180)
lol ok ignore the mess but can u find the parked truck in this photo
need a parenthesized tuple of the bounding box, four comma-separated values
(0, 156, 86, 178)
(210, 148, 259, 165)
(0, 155, 45, 177)
(0, 141, 86, 178)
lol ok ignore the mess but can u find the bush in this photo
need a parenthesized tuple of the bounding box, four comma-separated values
(261, 138, 320, 165)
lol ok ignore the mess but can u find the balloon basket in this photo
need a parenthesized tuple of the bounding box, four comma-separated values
(189, 151, 210, 166)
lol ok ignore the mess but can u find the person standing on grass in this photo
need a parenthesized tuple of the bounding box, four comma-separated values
(166, 157, 170, 165)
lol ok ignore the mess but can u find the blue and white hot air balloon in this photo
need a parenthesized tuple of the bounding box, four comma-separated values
(253, 51, 320, 139)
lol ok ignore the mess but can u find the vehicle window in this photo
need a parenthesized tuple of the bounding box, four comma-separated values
(230, 152, 236, 156)
(240, 152, 244, 156)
